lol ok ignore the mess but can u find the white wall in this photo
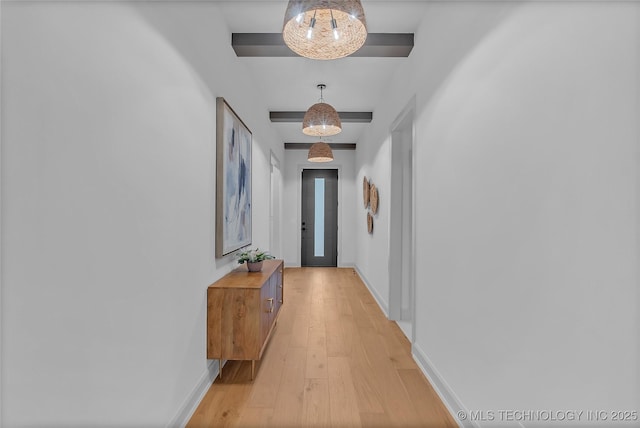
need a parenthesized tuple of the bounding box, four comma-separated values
(283, 149, 356, 267)
(1, 2, 283, 426)
(354, 134, 392, 314)
(0, 2, 4, 424)
(357, 1, 639, 425)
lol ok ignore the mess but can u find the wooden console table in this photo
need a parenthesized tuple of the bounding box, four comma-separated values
(207, 259, 284, 380)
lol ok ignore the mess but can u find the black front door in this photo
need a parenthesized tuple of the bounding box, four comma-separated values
(301, 169, 338, 267)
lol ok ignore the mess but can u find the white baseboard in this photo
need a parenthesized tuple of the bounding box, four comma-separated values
(284, 261, 301, 268)
(354, 265, 389, 317)
(412, 343, 477, 428)
(284, 263, 355, 268)
(167, 360, 219, 428)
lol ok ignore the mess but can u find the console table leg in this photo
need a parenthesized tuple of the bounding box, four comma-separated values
(251, 360, 255, 380)
(219, 359, 223, 380)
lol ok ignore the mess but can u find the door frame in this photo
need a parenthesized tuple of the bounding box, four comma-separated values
(300, 168, 339, 267)
(269, 151, 283, 260)
(388, 97, 416, 343)
(0, 14, 4, 419)
(296, 164, 343, 267)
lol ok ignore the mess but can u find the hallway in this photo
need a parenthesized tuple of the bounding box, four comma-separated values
(2, 2, 639, 425)
(187, 268, 456, 427)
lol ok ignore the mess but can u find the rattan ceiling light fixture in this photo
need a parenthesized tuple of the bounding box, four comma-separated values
(307, 141, 334, 162)
(303, 84, 341, 137)
(282, 0, 367, 60)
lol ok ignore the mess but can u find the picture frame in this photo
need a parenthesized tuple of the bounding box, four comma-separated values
(216, 97, 252, 258)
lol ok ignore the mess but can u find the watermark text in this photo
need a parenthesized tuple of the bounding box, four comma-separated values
(457, 410, 638, 423)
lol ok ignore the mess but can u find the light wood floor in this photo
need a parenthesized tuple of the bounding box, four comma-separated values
(187, 267, 457, 428)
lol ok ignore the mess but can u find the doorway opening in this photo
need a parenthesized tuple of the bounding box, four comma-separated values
(270, 152, 283, 259)
(389, 100, 415, 342)
(301, 169, 338, 267)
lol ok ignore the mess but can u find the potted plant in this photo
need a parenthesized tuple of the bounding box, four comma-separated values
(237, 248, 275, 272)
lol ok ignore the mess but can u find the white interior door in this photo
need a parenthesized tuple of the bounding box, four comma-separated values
(389, 102, 415, 341)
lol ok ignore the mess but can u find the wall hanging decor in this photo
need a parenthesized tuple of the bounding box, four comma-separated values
(370, 183, 379, 215)
(216, 97, 252, 258)
(363, 176, 370, 208)
(367, 212, 373, 234)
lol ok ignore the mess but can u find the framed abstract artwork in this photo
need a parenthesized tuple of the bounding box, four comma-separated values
(216, 97, 252, 258)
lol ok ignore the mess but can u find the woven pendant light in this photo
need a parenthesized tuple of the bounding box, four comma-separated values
(307, 141, 334, 162)
(303, 84, 341, 137)
(283, 0, 367, 60)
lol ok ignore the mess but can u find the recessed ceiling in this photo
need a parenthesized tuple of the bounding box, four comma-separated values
(214, 1, 431, 147)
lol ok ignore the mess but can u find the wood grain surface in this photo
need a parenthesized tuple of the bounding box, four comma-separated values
(191, 267, 456, 428)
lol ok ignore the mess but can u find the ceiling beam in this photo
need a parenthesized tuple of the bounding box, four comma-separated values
(284, 143, 356, 150)
(233, 33, 414, 57)
(270, 111, 372, 123)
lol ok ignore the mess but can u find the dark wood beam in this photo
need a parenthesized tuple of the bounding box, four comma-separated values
(284, 143, 356, 150)
(233, 33, 414, 57)
(270, 111, 372, 123)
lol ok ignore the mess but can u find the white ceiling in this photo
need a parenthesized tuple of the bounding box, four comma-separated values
(214, 1, 431, 146)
